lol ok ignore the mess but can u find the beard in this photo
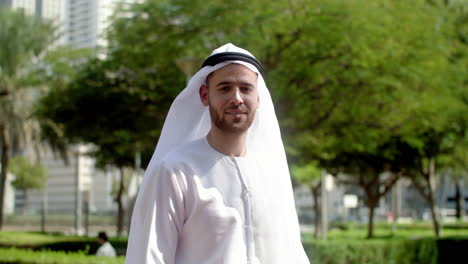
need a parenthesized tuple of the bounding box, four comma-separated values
(208, 103, 256, 134)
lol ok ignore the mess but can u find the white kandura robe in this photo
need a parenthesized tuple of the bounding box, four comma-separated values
(126, 137, 309, 264)
(96, 242, 117, 257)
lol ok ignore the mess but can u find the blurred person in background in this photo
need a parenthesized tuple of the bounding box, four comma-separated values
(96, 231, 116, 257)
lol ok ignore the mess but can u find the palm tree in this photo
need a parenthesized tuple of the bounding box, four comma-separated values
(0, 7, 55, 229)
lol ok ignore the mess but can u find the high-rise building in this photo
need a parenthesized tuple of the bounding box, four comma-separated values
(0, 0, 142, 49)
(1, 0, 34, 14)
(1, 0, 62, 18)
(65, 0, 142, 49)
(0, 0, 65, 45)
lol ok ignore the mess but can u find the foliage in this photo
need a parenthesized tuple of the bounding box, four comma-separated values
(277, 0, 459, 165)
(35, 56, 172, 170)
(291, 162, 322, 237)
(291, 162, 322, 187)
(274, 0, 467, 238)
(29, 46, 94, 162)
(0, 7, 56, 79)
(8, 156, 47, 192)
(34, 56, 177, 235)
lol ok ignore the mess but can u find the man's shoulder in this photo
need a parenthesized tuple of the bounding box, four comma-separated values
(160, 137, 209, 167)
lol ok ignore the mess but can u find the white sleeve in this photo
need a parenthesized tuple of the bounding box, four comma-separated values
(125, 162, 186, 264)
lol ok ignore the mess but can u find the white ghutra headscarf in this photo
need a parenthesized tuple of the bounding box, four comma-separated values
(129, 43, 309, 263)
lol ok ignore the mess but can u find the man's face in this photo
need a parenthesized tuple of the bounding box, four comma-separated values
(200, 64, 259, 134)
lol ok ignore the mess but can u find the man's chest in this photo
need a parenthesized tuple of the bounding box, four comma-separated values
(180, 157, 266, 234)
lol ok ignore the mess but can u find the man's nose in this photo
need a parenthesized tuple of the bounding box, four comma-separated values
(230, 88, 243, 105)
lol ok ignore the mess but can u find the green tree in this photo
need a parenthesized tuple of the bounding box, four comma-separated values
(278, 0, 459, 238)
(36, 57, 179, 236)
(7, 156, 47, 213)
(396, 0, 468, 236)
(0, 7, 55, 229)
(291, 162, 322, 238)
(443, 0, 468, 222)
(30, 46, 93, 161)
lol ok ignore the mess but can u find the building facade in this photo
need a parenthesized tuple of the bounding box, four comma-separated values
(65, 0, 142, 50)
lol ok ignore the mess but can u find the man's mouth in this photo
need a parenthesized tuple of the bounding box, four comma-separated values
(225, 111, 247, 119)
(225, 110, 247, 114)
(224, 106, 247, 115)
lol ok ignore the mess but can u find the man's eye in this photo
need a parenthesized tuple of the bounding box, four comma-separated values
(220, 86, 230, 91)
(241, 87, 252, 93)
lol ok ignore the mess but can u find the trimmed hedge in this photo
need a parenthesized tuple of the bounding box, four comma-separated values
(0, 233, 127, 256)
(303, 238, 438, 264)
(303, 237, 468, 264)
(0, 248, 124, 264)
(33, 238, 127, 256)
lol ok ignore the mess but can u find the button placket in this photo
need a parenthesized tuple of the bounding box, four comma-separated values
(233, 158, 255, 263)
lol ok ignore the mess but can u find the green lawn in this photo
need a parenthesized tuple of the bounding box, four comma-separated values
(302, 221, 468, 241)
(0, 231, 80, 247)
(2, 221, 468, 246)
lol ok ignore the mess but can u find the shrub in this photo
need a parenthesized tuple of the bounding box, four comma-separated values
(303, 238, 438, 264)
(34, 238, 127, 255)
(0, 233, 127, 256)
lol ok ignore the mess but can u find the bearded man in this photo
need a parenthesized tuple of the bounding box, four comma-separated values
(126, 43, 309, 264)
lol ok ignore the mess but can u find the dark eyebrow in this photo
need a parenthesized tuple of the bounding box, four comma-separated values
(215, 81, 255, 88)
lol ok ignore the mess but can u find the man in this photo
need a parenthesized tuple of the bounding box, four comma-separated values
(96, 231, 116, 257)
(126, 44, 309, 264)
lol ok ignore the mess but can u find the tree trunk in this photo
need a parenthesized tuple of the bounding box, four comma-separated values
(84, 195, 89, 236)
(41, 188, 47, 233)
(367, 201, 376, 238)
(391, 179, 401, 234)
(357, 173, 400, 238)
(428, 194, 440, 237)
(0, 124, 9, 230)
(22, 190, 28, 215)
(116, 167, 125, 237)
(413, 176, 441, 238)
(311, 185, 321, 239)
(428, 157, 441, 237)
(455, 180, 462, 220)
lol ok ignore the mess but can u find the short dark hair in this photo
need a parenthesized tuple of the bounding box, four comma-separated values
(98, 231, 108, 241)
(205, 71, 215, 89)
